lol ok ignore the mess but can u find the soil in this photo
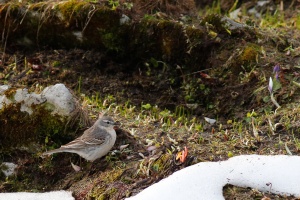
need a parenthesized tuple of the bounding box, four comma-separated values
(1, 0, 300, 200)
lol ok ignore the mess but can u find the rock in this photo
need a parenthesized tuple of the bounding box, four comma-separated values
(41, 84, 75, 116)
(0, 83, 76, 149)
(1, 162, 17, 177)
(0, 85, 10, 93)
(0, 83, 75, 116)
(14, 88, 46, 115)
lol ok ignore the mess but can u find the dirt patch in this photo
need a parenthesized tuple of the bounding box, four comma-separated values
(1, 0, 300, 199)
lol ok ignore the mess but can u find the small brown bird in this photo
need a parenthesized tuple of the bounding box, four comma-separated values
(42, 114, 118, 162)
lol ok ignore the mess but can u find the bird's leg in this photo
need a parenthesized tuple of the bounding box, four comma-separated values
(86, 162, 94, 174)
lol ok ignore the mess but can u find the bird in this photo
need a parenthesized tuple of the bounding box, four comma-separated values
(42, 114, 118, 162)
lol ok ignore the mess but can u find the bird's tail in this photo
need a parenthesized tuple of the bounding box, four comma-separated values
(41, 148, 65, 158)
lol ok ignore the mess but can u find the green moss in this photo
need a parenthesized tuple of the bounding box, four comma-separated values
(156, 21, 186, 60)
(90, 168, 124, 199)
(128, 18, 192, 66)
(3, 88, 16, 101)
(151, 154, 172, 173)
(296, 15, 300, 30)
(57, 0, 89, 22)
(0, 162, 48, 192)
(100, 32, 122, 52)
(0, 100, 73, 151)
(201, 14, 224, 32)
(52, 61, 61, 67)
(240, 44, 259, 63)
(226, 43, 260, 75)
(97, 188, 117, 200)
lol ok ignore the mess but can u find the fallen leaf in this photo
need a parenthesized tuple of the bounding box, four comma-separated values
(120, 144, 129, 151)
(71, 162, 81, 172)
(204, 117, 216, 125)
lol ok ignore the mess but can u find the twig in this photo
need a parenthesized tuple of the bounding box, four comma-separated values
(82, 5, 97, 34)
(180, 68, 212, 77)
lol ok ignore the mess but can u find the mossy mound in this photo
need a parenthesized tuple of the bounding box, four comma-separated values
(0, 85, 78, 154)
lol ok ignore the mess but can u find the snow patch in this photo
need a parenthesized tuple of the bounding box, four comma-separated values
(0, 191, 74, 200)
(127, 155, 300, 200)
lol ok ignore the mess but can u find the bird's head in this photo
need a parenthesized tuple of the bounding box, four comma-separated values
(99, 115, 120, 128)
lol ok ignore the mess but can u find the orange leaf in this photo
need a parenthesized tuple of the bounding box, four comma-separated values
(180, 146, 188, 163)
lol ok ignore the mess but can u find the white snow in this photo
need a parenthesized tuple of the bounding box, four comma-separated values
(2, 155, 300, 199)
(127, 154, 300, 200)
(226, 155, 300, 197)
(0, 191, 74, 200)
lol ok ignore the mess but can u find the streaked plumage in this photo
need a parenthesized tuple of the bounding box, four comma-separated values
(42, 115, 117, 162)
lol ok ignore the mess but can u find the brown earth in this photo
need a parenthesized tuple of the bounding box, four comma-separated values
(1, 0, 300, 199)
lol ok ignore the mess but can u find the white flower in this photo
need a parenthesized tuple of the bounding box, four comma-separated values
(268, 77, 273, 93)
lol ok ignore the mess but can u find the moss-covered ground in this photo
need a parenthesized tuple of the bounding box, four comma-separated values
(1, 0, 300, 199)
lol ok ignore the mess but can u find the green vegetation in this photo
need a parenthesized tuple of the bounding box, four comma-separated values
(0, 0, 300, 199)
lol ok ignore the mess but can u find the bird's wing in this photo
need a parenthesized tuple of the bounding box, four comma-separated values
(60, 137, 86, 149)
(60, 123, 108, 149)
(80, 125, 108, 145)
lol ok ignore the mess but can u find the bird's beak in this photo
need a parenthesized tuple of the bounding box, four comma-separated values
(113, 121, 121, 129)
(114, 121, 121, 125)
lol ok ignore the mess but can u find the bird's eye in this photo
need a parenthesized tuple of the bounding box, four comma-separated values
(103, 120, 111, 124)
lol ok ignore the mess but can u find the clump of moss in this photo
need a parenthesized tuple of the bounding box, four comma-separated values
(3, 87, 17, 100)
(0, 98, 76, 153)
(57, 0, 90, 24)
(89, 168, 125, 199)
(0, 103, 36, 149)
(226, 43, 259, 75)
(201, 14, 224, 33)
(151, 153, 172, 174)
(100, 31, 124, 52)
(240, 44, 259, 64)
